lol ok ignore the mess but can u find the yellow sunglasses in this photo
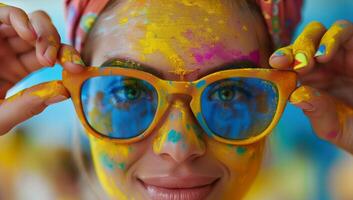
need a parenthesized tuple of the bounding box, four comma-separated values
(63, 66, 297, 145)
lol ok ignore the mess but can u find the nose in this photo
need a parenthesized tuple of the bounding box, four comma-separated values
(153, 99, 206, 163)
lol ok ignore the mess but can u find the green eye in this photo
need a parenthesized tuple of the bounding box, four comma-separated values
(125, 87, 141, 100)
(217, 88, 235, 101)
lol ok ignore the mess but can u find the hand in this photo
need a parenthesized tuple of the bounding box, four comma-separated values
(269, 20, 353, 154)
(0, 4, 84, 135)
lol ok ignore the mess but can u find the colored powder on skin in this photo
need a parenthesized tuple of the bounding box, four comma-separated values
(134, 0, 228, 76)
(320, 23, 345, 55)
(186, 124, 191, 131)
(61, 48, 84, 65)
(100, 153, 116, 170)
(294, 22, 323, 54)
(118, 162, 126, 170)
(0, 3, 6, 7)
(236, 146, 247, 155)
(290, 86, 320, 104)
(167, 129, 182, 143)
(48, 35, 58, 47)
(30, 81, 66, 100)
(191, 43, 260, 65)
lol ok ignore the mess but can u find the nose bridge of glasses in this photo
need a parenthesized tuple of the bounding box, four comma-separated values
(165, 81, 195, 94)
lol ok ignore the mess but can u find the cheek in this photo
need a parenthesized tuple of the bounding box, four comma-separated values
(207, 139, 265, 198)
(208, 139, 264, 171)
(89, 136, 138, 199)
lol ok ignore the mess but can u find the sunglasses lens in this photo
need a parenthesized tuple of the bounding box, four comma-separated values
(201, 77, 278, 140)
(81, 76, 158, 139)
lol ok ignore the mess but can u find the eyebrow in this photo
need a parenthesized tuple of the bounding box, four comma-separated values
(100, 57, 259, 79)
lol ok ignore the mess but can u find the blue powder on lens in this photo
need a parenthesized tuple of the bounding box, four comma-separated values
(167, 129, 182, 143)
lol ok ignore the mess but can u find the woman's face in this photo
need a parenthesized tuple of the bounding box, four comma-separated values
(84, 1, 270, 199)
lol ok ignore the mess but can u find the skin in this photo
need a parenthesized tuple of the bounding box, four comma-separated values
(0, 1, 352, 200)
(270, 20, 353, 153)
(83, 1, 269, 199)
(0, 4, 84, 134)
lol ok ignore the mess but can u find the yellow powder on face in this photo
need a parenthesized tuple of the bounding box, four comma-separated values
(89, 136, 132, 200)
(121, 0, 230, 77)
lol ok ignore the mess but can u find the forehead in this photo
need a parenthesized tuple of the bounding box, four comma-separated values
(86, 0, 265, 79)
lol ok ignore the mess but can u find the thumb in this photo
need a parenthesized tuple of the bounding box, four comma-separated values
(0, 81, 69, 135)
(290, 85, 353, 153)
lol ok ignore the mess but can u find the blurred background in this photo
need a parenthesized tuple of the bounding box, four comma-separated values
(0, 0, 353, 200)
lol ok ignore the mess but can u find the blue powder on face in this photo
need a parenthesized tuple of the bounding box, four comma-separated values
(167, 129, 182, 143)
(100, 153, 115, 170)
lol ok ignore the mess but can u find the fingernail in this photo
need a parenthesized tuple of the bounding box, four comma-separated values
(44, 45, 57, 66)
(27, 22, 37, 39)
(314, 44, 326, 57)
(272, 50, 285, 58)
(72, 54, 85, 66)
(45, 95, 68, 105)
(294, 52, 308, 70)
(293, 101, 316, 112)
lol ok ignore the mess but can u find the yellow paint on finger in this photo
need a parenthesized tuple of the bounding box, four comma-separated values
(293, 22, 323, 57)
(30, 81, 66, 99)
(289, 86, 320, 104)
(48, 35, 58, 48)
(61, 48, 84, 65)
(320, 23, 346, 55)
(5, 91, 25, 103)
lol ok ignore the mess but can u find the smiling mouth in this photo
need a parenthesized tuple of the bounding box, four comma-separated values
(138, 177, 220, 200)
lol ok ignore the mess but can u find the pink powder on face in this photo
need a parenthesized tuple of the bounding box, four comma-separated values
(191, 43, 260, 66)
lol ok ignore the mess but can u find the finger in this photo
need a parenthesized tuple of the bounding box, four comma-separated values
(0, 79, 13, 99)
(315, 20, 353, 63)
(29, 10, 60, 67)
(0, 81, 69, 135)
(269, 45, 294, 69)
(7, 36, 33, 53)
(0, 24, 17, 38)
(58, 44, 85, 73)
(0, 4, 36, 41)
(0, 57, 26, 83)
(289, 86, 353, 150)
(292, 21, 326, 72)
(19, 50, 43, 72)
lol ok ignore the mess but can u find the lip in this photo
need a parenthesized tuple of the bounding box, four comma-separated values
(138, 176, 219, 200)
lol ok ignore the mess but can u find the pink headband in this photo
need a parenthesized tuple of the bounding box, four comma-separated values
(65, 0, 303, 51)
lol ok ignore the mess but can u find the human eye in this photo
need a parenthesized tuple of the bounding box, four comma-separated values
(209, 80, 252, 103)
(108, 79, 154, 106)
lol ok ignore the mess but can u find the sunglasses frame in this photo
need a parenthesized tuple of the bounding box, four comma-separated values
(63, 67, 297, 145)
